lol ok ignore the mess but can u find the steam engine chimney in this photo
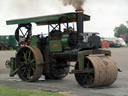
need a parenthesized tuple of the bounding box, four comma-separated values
(76, 9, 84, 44)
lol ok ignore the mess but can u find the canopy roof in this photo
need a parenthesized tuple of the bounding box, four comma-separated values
(6, 12, 90, 25)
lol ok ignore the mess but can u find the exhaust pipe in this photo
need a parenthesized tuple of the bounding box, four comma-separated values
(76, 9, 84, 44)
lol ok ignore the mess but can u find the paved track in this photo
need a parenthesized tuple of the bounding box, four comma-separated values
(0, 48, 128, 96)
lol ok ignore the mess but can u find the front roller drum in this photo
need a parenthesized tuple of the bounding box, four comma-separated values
(75, 56, 118, 87)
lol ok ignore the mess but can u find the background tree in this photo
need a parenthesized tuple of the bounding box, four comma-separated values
(126, 21, 128, 25)
(114, 23, 128, 37)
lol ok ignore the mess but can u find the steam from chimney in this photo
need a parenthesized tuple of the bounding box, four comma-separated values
(59, 0, 86, 10)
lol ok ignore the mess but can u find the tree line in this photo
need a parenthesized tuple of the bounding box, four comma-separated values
(114, 21, 128, 37)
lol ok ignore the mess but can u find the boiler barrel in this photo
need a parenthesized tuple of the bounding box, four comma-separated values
(53, 51, 78, 61)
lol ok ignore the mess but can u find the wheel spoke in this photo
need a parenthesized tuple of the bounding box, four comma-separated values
(25, 31, 28, 37)
(89, 69, 94, 74)
(27, 67, 31, 78)
(87, 75, 93, 84)
(84, 68, 94, 74)
(19, 61, 25, 65)
(31, 67, 35, 73)
(29, 63, 36, 71)
(23, 52, 27, 61)
(28, 50, 32, 60)
(84, 75, 88, 83)
(19, 29, 25, 37)
(89, 75, 94, 82)
(21, 67, 27, 76)
(30, 58, 35, 62)
(30, 59, 36, 67)
(85, 61, 94, 74)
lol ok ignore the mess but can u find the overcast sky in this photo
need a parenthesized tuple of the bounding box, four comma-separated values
(0, 0, 128, 37)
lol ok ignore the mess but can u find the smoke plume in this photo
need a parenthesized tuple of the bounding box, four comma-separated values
(59, 0, 86, 10)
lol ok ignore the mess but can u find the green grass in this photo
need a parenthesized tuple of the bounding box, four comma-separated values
(0, 86, 68, 96)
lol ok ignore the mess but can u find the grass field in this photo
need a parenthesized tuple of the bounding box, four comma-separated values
(0, 85, 68, 96)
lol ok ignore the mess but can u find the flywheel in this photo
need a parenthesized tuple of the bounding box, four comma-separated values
(16, 46, 43, 82)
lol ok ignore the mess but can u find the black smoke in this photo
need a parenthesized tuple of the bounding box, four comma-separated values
(59, 0, 86, 10)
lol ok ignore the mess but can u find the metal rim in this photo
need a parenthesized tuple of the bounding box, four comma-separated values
(16, 46, 43, 82)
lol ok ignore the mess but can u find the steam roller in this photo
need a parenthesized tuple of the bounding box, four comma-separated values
(5, 9, 119, 88)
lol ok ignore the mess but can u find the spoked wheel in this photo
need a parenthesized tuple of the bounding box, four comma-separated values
(45, 60, 69, 80)
(16, 46, 43, 82)
(75, 56, 118, 88)
(75, 58, 94, 87)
